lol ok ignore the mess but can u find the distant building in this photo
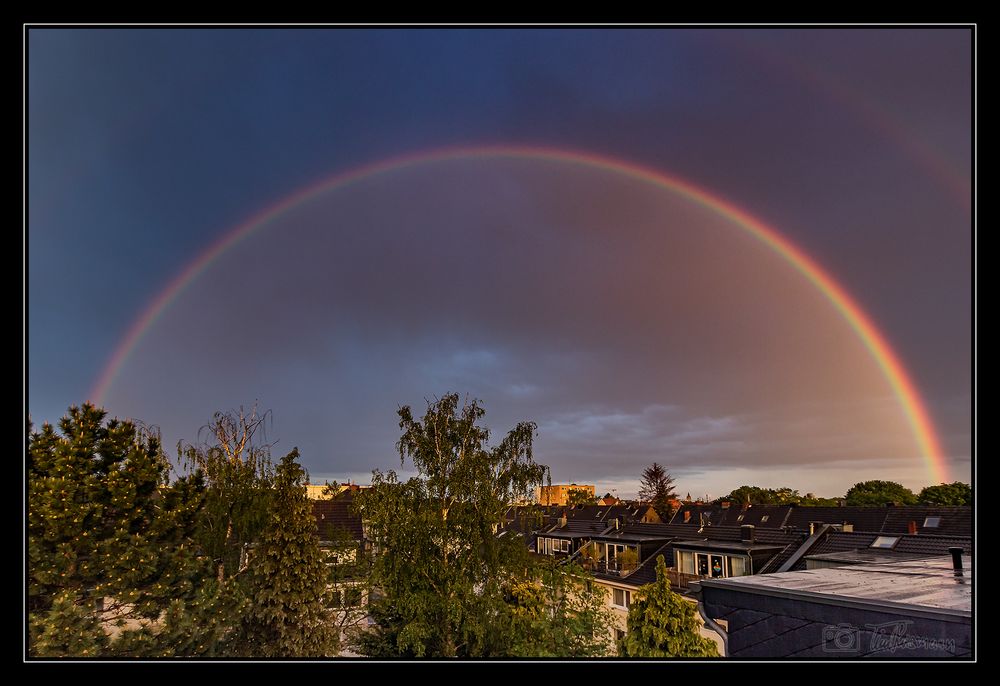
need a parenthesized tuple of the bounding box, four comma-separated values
(535, 483, 595, 506)
(305, 482, 364, 500)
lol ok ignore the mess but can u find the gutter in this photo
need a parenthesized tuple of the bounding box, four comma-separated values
(689, 581, 729, 657)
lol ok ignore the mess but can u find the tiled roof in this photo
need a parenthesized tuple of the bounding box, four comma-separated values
(880, 506, 972, 537)
(312, 495, 363, 541)
(790, 530, 972, 570)
(782, 506, 889, 533)
(715, 505, 793, 528)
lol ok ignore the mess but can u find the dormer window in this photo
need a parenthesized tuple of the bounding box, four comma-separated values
(923, 516, 942, 528)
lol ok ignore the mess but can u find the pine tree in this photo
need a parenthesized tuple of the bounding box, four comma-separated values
(618, 556, 719, 657)
(28, 404, 209, 657)
(233, 448, 338, 657)
(638, 463, 677, 521)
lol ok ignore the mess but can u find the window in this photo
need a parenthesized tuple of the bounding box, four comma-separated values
(760, 515, 769, 523)
(871, 536, 900, 549)
(615, 629, 627, 642)
(612, 588, 631, 608)
(736, 514, 744, 522)
(561, 539, 570, 553)
(728, 556, 747, 577)
(677, 550, 695, 575)
(923, 516, 942, 528)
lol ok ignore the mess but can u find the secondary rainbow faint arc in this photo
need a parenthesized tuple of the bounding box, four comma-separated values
(88, 145, 950, 484)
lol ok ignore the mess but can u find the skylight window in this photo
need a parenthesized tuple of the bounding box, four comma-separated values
(760, 515, 769, 523)
(923, 516, 942, 528)
(871, 536, 900, 549)
(736, 514, 744, 522)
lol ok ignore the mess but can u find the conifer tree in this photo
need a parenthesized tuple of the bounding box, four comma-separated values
(618, 556, 719, 657)
(233, 448, 338, 657)
(27, 404, 208, 657)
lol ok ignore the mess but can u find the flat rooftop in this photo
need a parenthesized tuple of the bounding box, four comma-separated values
(699, 555, 971, 618)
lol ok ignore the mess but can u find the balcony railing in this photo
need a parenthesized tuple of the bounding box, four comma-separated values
(582, 559, 640, 578)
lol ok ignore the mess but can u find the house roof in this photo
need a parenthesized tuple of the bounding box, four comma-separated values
(671, 539, 787, 553)
(782, 506, 890, 533)
(788, 530, 972, 571)
(714, 505, 794, 528)
(879, 506, 972, 537)
(312, 494, 363, 541)
(699, 555, 972, 619)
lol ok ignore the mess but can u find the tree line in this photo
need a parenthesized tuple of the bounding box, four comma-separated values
(27, 395, 716, 659)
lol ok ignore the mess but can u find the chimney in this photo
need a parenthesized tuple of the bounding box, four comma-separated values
(721, 501, 730, 509)
(809, 521, 824, 535)
(613, 518, 620, 530)
(949, 547, 964, 572)
(558, 515, 567, 528)
(908, 520, 918, 535)
(683, 511, 691, 523)
(741, 524, 755, 543)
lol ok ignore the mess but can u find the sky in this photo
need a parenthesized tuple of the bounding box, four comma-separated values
(27, 27, 973, 500)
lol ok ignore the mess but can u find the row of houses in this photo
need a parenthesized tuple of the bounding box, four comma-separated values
(309, 494, 972, 657)
(501, 501, 972, 657)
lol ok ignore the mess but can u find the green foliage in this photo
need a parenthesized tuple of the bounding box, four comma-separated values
(638, 463, 677, 521)
(232, 448, 339, 657)
(353, 393, 611, 658)
(503, 561, 614, 658)
(178, 405, 275, 582)
(28, 404, 209, 657)
(718, 485, 840, 507)
(567, 488, 598, 506)
(618, 556, 719, 658)
(918, 482, 972, 506)
(721, 485, 801, 506)
(29, 589, 110, 658)
(616, 547, 639, 574)
(844, 480, 917, 506)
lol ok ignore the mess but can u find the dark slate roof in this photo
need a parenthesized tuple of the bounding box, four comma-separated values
(880, 506, 972, 537)
(669, 503, 722, 525)
(312, 495, 363, 541)
(782, 506, 889, 534)
(894, 535, 972, 557)
(789, 531, 972, 571)
(803, 550, 938, 565)
(542, 519, 611, 537)
(715, 505, 793, 528)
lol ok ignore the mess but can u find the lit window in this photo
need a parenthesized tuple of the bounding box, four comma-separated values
(871, 536, 900, 549)
(561, 539, 570, 553)
(923, 516, 941, 528)
(613, 588, 631, 608)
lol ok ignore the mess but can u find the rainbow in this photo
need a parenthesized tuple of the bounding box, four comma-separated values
(88, 145, 950, 484)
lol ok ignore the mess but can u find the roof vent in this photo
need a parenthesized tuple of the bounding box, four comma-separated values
(949, 547, 964, 572)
